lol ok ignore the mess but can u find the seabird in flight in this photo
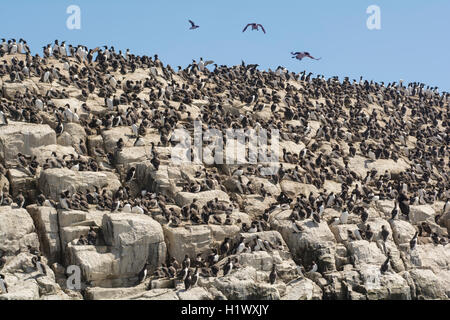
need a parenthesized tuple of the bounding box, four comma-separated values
(188, 20, 200, 30)
(291, 51, 321, 61)
(242, 23, 266, 34)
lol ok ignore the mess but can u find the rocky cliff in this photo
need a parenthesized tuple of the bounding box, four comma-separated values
(0, 40, 448, 300)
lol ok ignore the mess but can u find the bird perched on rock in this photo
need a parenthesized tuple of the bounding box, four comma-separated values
(381, 225, 390, 242)
(87, 226, 97, 245)
(220, 238, 231, 256)
(184, 269, 192, 290)
(390, 201, 399, 220)
(312, 213, 321, 224)
(31, 255, 46, 275)
(16, 192, 25, 209)
(138, 262, 149, 284)
(410, 231, 418, 250)
(0, 274, 7, 293)
(308, 261, 318, 273)
(125, 167, 136, 182)
(269, 264, 277, 284)
(182, 254, 191, 269)
(398, 193, 410, 220)
(190, 267, 199, 287)
(223, 258, 233, 276)
(339, 208, 349, 224)
(380, 252, 391, 274)
(208, 248, 219, 266)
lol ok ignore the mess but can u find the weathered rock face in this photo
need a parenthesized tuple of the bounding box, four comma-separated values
(7, 168, 37, 198)
(0, 46, 448, 301)
(406, 269, 448, 300)
(163, 225, 212, 263)
(281, 278, 322, 300)
(84, 285, 150, 300)
(102, 213, 166, 277)
(2, 80, 39, 100)
(202, 267, 281, 300)
(270, 209, 337, 271)
(358, 264, 411, 300)
(66, 244, 118, 286)
(62, 213, 166, 287)
(0, 246, 71, 300)
(403, 244, 450, 297)
(163, 223, 244, 263)
(409, 205, 436, 224)
(389, 219, 417, 245)
(176, 286, 214, 300)
(26, 205, 61, 264)
(0, 206, 40, 255)
(242, 195, 275, 217)
(56, 123, 86, 147)
(348, 155, 410, 179)
(0, 121, 56, 167)
(280, 180, 319, 199)
(30, 144, 78, 165)
(38, 168, 121, 200)
(175, 190, 230, 208)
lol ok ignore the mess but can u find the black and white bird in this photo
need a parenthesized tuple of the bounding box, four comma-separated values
(182, 254, 191, 269)
(59, 191, 70, 210)
(125, 167, 136, 182)
(398, 193, 410, 219)
(16, 192, 25, 208)
(0, 274, 7, 293)
(443, 200, 450, 214)
(208, 249, 219, 265)
(223, 258, 233, 276)
(361, 209, 368, 223)
(380, 253, 391, 274)
(312, 213, 321, 224)
(269, 264, 277, 284)
(111, 199, 121, 212)
(0, 109, 8, 126)
(365, 225, 374, 241)
(242, 23, 266, 34)
(410, 231, 418, 250)
(381, 225, 390, 242)
(188, 20, 200, 30)
(138, 262, 149, 283)
(179, 266, 189, 282)
(390, 201, 398, 220)
(235, 237, 246, 254)
(291, 218, 304, 233)
(339, 208, 349, 224)
(55, 121, 64, 135)
(184, 269, 192, 290)
(309, 261, 318, 273)
(220, 238, 231, 255)
(232, 166, 244, 177)
(32, 255, 46, 275)
(291, 51, 321, 61)
(190, 267, 199, 287)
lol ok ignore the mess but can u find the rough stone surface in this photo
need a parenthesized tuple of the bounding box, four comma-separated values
(38, 168, 121, 200)
(0, 121, 56, 167)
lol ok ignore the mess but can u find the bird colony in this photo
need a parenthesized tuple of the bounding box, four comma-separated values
(0, 39, 449, 300)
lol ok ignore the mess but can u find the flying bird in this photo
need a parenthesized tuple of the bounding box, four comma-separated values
(291, 51, 321, 61)
(189, 20, 199, 30)
(243, 23, 266, 34)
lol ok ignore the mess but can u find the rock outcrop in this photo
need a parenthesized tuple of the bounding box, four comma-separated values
(0, 41, 448, 301)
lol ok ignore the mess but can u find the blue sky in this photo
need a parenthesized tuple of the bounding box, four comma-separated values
(1, 0, 449, 91)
